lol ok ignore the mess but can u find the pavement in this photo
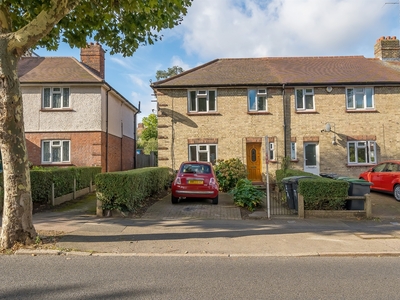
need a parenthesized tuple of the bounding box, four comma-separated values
(13, 191, 400, 257)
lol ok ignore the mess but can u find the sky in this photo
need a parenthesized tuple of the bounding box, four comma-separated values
(35, 0, 400, 124)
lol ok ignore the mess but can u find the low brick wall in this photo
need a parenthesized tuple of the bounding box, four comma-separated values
(298, 194, 372, 219)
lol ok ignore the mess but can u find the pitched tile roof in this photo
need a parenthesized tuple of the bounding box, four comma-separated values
(152, 56, 400, 88)
(18, 57, 102, 83)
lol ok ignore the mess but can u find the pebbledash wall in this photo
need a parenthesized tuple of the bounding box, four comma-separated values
(157, 85, 400, 179)
(22, 85, 136, 172)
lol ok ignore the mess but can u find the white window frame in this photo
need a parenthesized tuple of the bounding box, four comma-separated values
(188, 144, 217, 164)
(290, 142, 297, 160)
(295, 88, 314, 111)
(346, 87, 374, 110)
(43, 87, 70, 109)
(248, 88, 267, 112)
(188, 90, 217, 113)
(42, 140, 71, 163)
(269, 141, 276, 161)
(347, 140, 376, 165)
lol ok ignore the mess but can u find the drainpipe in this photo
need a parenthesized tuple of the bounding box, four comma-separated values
(133, 102, 140, 169)
(282, 83, 287, 158)
(105, 86, 111, 172)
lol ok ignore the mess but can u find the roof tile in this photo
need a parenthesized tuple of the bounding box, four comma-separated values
(152, 56, 400, 87)
(18, 57, 102, 83)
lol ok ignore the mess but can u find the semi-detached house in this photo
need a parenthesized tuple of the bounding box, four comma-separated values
(151, 36, 400, 182)
(18, 43, 139, 173)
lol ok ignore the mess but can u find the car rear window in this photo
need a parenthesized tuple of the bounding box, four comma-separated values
(181, 164, 211, 174)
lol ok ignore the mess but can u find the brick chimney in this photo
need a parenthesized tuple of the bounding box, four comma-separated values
(80, 42, 105, 79)
(374, 36, 400, 60)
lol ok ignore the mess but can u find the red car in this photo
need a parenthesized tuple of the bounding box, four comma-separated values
(171, 162, 219, 204)
(359, 160, 400, 201)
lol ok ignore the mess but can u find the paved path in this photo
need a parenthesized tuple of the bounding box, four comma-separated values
(17, 191, 400, 257)
(142, 193, 241, 220)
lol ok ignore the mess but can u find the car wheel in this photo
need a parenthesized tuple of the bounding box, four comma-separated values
(171, 195, 179, 204)
(212, 195, 218, 205)
(394, 185, 400, 202)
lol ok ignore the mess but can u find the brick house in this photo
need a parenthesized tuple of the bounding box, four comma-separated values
(151, 36, 400, 182)
(18, 43, 139, 172)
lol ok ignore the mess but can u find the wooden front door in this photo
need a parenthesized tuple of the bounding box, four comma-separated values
(246, 143, 262, 182)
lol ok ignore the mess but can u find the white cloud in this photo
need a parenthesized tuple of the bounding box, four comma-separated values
(181, 0, 396, 59)
(170, 56, 191, 71)
(128, 74, 147, 88)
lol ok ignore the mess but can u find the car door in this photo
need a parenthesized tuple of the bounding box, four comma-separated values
(369, 163, 387, 191)
(383, 163, 400, 192)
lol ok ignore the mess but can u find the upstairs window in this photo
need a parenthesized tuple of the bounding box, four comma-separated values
(43, 87, 70, 109)
(42, 140, 70, 163)
(346, 87, 374, 110)
(347, 141, 376, 165)
(295, 88, 314, 111)
(248, 89, 267, 111)
(188, 90, 217, 113)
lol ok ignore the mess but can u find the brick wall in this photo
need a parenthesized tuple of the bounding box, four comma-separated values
(26, 132, 102, 167)
(26, 131, 135, 173)
(157, 85, 400, 179)
(80, 43, 105, 79)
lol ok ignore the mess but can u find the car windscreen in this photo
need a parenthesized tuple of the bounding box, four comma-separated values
(181, 164, 211, 174)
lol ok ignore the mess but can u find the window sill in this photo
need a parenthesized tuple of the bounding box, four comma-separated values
(346, 109, 377, 113)
(247, 112, 271, 115)
(268, 160, 278, 164)
(290, 159, 299, 163)
(41, 163, 73, 166)
(295, 110, 318, 114)
(346, 163, 375, 167)
(187, 112, 221, 116)
(41, 108, 74, 112)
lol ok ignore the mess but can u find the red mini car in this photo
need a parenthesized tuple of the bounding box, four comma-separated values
(359, 160, 400, 201)
(171, 162, 219, 204)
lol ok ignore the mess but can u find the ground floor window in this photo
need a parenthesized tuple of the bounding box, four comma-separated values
(290, 142, 297, 160)
(269, 141, 276, 161)
(189, 144, 217, 164)
(347, 141, 376, 164)
(42, 140, 70, 163)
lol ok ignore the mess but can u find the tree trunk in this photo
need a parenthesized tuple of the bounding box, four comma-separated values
(0, 40, 37, 249)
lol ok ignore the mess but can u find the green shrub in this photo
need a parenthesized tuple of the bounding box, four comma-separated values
(96, 167, 170, 212)
(0, 167, 101, 207)
(214, 158, 247, 192)
(298, 178, 348, 210)
(276, 168, 316, 192)
(230, 178, 264, 211)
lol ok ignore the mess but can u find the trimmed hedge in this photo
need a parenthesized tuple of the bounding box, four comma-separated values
(0, 167, 101, 204)
(95, 167, 171, 212)
(298, 178, 349, 210)
(276, 168, 316, 191)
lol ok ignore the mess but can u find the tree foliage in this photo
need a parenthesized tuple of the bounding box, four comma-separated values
(141, 114, 158, 141)
(5, 0, 192, 56)
(156, 66, 184, 80)
(0, 0, 192, 249)
(137, 137, 158, 155)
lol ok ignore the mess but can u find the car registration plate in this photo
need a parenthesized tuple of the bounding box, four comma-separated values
(188, 180, 203, 184)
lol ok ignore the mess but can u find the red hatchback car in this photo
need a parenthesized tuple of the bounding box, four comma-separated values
(359, 160, 400, 201)
(171, 162, 219, 204)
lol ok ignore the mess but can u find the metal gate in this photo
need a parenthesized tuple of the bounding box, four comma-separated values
(267, 190, 297, 216)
